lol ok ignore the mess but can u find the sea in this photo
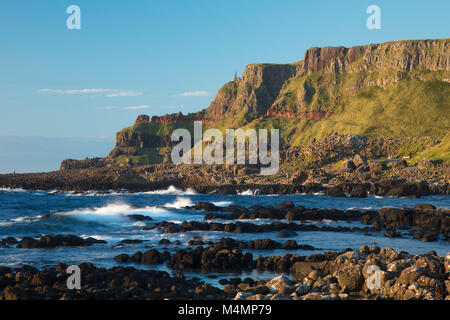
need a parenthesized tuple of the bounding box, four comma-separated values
(0, 186, 449, 285)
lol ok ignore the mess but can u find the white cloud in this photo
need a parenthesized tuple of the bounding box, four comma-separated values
(98, 105, 152, 111)
(106, 91, 143, 97)
(38, 88, 143, 97)
(175, 91, 209, 97)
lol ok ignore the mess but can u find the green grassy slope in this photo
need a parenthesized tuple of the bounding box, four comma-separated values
(249, 72, 449, 146)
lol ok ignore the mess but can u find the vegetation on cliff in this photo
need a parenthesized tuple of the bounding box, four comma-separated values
(104, 38, 450, 166)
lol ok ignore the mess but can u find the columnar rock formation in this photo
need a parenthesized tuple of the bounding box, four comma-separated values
(204, 38, 449, 125)
(135, 114, 150, 124)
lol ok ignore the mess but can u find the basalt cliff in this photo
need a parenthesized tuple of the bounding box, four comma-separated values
(96, 38, 449, 168)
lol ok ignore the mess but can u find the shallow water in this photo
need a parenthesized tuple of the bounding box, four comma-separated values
(0, 186, 449, 283)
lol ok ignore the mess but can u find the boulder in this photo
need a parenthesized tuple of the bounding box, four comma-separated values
(386, 181, 430, 197)
(326, 186, 346, 197)
(194, 202, 220, 212)
(291, 261, 329, 281)
(336, 265, 364, 292)
(265, 275, 293, 293)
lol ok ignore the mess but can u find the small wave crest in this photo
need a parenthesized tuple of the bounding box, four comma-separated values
(237, 189, 260, 196)
(144, 185, 197, 195)
(164, 196, 194, 209)
(56, 202, 175, 223)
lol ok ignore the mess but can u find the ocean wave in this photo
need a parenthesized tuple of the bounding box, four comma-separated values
(0, 220, 14, 227)
(55, 202, 175, 223)
(0, 187, 27, 192)
(143, 185, 197, 195)
(163, 196, 194, 209)
(237, 189, 260, 196)
(212, 201, 233, 207)
(65, 190, 125, 197)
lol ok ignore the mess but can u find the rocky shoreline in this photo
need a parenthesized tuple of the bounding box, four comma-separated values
(1, 196, 448, 300)
(0, 167, 448, 198)
(0, 247, 448, 300)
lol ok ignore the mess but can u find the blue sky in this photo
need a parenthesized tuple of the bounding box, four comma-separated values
(0, 0, 449, 172)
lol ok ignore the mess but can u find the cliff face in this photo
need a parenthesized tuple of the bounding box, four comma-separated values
(205, 63, 296, 122)
(60, 158, 107, 171)
(64, 38, 448, 169)
(115, 132, 173, 149)
(297, 39, 449, 76)
(206, 39, 449, 124)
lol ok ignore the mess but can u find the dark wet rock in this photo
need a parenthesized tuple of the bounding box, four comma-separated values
(141, 249, 166, 264)
(166, 246, 254, 272)
(277, 230, 297, 238)
(194, 202, 221, 212)
(114, 254, 130, 263)
(120, 239, 143, 244)
(360, 212, 376, 225)
(84, 237, 107, 245)
(326, 185, 346, 197)
(0, 265, 209, 300)
(1, 237, 19, 246)
(414, 203, 437, 211)
(188, 239, 205, 246)
(349, 184, 367, 198)
(159, 239, 171, 244)
(274, 201, 294, 210)
(299, 244, 316, 250)
(379, 208, 413, 226)
(377, 206, 448, 236)
(194, 284, 223, 298)
(128, 214, 153, 221)
(386, 228, 402, 238)
(386, 181, 430, 198)
(16, 237, 38, 249)
(114, 249, 168, 265)
(16, 235, 106, 249)
(247, 239, 279, 250)
(421, 233, 438, 242)
(283, 240, 299, 250)
(154, 220, 360, 235)
(204, 202, 364, 223)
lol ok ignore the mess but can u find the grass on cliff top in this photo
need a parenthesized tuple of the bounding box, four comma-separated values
(114, 147, 166, 166)
(271, 76, 450, 146)
(413, 135, 450, 162)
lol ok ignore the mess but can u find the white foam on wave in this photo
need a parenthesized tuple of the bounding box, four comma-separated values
(56, 202, 176, 223)
(144, 185, 197, 195)
(65, 190, 125, 197)
(238, 189, 260, 196)
(164, 196, 194, 209)
(0, 187, 27, 192)
(212, 201, 233, 207)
